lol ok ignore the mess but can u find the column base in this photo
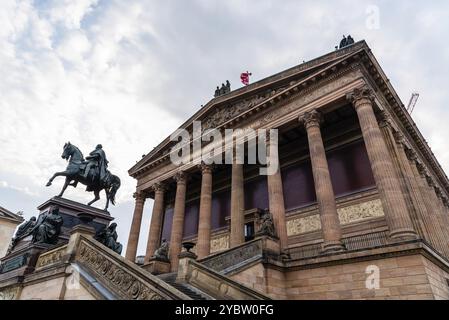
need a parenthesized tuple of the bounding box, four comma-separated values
(321, 240, 345, 254)
(388, 228, 418, 240)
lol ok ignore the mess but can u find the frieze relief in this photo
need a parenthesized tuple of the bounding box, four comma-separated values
(210, 234, 230, 253)
(287, 198, 385, 236)
(337, 198, 384, 225)
(35, 245, 67, 269)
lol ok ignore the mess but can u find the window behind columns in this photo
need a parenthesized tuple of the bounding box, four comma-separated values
(182, 199, 200, 238)
(161, 206, 174, 241)
(282, 160, 317, 211)
(211, 190, 231, 230)
(244, 176, 269, 210)
(281, 139, 375, 212)
(327, 139, 375, 197)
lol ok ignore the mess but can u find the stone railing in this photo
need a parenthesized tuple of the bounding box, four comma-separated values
(286, 230, 390, 260)
(200, 238, 263, 273)
(74, 236, 191, 300)
(180, 258, 270, 300)
(35, 244, 68, 270)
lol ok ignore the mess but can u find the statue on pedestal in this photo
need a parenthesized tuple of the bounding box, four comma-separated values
(45, 142, 121, 210)
(32, 206, 63, 245)
(153, 239, 169, 261)
(95, 223, 123, 254)
(256, 209, 276, 238)
(7, 216, 37, 254)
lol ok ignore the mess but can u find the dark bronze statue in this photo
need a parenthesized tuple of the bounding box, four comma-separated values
(32, 206, 63, 245)
(339, 35, 355, 49)
(153, 239, 169, 260)
(95, 223, 123, 254)
(46, 142, 121, 210)
(256, 209, 276, 238)
(214, 80, 231, 97)
(7, 216, 37, 254)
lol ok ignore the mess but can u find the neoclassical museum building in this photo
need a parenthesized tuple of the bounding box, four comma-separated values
(125, 39, 449, 299)
(2, 39, 449, 300)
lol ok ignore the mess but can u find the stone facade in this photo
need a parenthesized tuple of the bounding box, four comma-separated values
(0, 207, 23, 258)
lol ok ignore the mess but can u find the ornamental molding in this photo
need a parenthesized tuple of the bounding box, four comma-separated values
(35, 244, 67, 269)
(210, 234, 230, 253)
(76, 240, 165, 300)
(287, 198, 385, 236)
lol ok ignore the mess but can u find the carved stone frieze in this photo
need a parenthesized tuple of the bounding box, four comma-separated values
(210, 234, 229, 253)
(76, 240, 165, 300)
(35, 245, 67, 269)
(286, 199, 385, 236)
(287, 214, 321, 236)
(337, 198, 385, 225)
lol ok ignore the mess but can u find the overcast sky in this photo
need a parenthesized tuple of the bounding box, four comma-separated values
(1, 0, 449, 256)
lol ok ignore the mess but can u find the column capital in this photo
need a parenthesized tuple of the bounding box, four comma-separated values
(198, 162, 214, 174)
(425, 175, 435, 188)
(150, 182, 167, 193)
(346, 85, 375, 108)
(173, 171, 188, 184)
(299, 110, 322, 129)
(133, 190, 148, 201)
(416, 162, 427, 177)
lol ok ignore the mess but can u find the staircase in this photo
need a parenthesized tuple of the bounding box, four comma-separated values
(158, 273, 211, 300)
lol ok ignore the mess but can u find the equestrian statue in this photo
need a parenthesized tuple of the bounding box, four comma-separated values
(46, 142, 121, 211)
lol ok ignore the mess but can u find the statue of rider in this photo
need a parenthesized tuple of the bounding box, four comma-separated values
(83, 144, 109, 183)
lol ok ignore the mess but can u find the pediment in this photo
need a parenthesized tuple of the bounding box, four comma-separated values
(0, 206, 23, 222)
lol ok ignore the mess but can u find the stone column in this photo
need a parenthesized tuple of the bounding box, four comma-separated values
(125, 191, 147, 261)
(197, 164, 213, 259)
(300, 110, 344, 253)
(144, 182, 166, 263)
(266, 131, 288, 250)
(347, 86, 416, 239)
(230, 161, 245, 247)
(169, 172, 188, 271)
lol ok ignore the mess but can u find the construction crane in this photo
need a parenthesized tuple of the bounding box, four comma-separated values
(406, 92, 419, 114)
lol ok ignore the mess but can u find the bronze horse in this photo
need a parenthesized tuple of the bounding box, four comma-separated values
(46, 142, 121, 210)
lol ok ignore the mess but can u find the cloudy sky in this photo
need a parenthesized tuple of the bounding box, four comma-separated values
(1, 0, 449, 256)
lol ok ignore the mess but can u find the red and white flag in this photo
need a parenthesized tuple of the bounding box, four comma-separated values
(240, 71, 252, 86)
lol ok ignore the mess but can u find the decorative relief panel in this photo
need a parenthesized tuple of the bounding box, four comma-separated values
(286, 199, 385, 236)
(210, 234, 229, 253)
(0, 286, 20, 300)
(35, 245, 67, 269)
(337, 199, 384, 225)
(76, 240, 165, 300)
(287, 214, 321, 236)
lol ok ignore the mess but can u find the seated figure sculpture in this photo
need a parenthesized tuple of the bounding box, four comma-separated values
(153, 239, 169, 261)
(7, 216, 37, 254)
(256, 209, 277, 238)
(95, 223, 123, 254)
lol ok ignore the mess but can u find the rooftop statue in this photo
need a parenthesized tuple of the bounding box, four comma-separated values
(339, 35, 355, 49)
(46, 142, 121, 211)
(213, 80, 231, 97)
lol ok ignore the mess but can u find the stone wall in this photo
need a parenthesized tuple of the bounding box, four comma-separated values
(283, 254, 449, 300)
(0, 220, 18, 258)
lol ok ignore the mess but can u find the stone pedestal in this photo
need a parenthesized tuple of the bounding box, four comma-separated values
(142, 258, 171, 275)
(0, 197, 114, 284)
(37, 196, 114, 242)
(0, 243, 51, 282)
